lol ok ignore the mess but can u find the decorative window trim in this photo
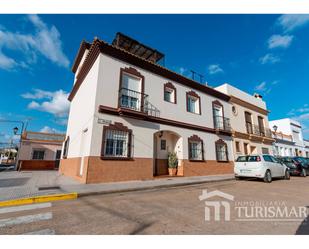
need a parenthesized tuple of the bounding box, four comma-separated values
(62, 136, 70, 159)
(101, 122, 133, 160)
(215, 139, 229, 162)
(186, 90, 201, 115)
(188, 135, 204, 161)
(163, 82, 177, 104)
(212, 100, 225, 129)
(118, 67, 145, 111)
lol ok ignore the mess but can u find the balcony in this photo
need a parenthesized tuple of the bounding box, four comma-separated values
(246, 123, 272, 138)
(213, 115, 231, 132)
(118, 88, 160, 117)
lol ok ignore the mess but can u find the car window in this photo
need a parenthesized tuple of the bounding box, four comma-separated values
(270, 156, 279, 163)
(236, 156, 260, 162)
(263, 155, 272, 162)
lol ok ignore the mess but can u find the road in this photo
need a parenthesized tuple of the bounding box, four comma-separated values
(0, 176, 309, 235)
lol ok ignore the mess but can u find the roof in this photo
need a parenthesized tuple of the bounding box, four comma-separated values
(112, 32, 164, 63)
(68, 36, 230, 103)
(21, 131, 65, 143)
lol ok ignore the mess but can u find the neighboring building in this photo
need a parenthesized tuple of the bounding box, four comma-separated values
(215, 84, 275, 158)
(304, 140, 309, 158)
(18, 131, 65, 170)
(269, 118, 309, 158)
(60, 33, 235, 184)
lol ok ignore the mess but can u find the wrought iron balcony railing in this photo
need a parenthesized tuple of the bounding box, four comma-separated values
(213, 115, 231, 132)
(119, 88, 160, 117)
(246, 123, 272, 138)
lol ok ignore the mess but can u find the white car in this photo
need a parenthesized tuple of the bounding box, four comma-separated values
(234, 154, 290, 183)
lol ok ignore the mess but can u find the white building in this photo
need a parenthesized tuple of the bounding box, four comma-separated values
(269, 118, 309, 157)
(60, 33, 235, 183)
(215, 84, 274, 158)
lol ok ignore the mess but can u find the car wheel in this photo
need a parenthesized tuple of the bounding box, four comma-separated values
(264, 170, 272, 183)
(301, 168, 307, 177)
(284, 170, 290, 180)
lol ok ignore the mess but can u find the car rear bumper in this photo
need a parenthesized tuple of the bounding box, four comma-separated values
(234, 168, 265, 178)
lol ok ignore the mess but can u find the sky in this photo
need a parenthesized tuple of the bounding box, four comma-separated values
(0, 14, 309, 146)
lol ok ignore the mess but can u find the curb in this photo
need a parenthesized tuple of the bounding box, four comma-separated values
(78, 177, 235, 198)
(0, 192, 78, 208)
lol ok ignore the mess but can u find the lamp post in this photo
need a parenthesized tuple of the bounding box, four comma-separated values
(272, 125, 278, 156)
(0, 120, 25, 170)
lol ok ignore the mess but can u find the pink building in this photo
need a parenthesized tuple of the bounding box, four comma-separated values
(18, 131, 65, 170)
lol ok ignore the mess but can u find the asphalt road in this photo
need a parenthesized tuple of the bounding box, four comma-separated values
(1, 176, 309, 235)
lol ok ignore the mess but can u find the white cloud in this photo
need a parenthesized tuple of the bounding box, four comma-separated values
(268, 34, 293, 49)
(259, 53, 280, 65)
(254, 81, 279, 94)
(254, 81, 267, 91)
(22, 89, 70, 118)
(0, 14, 69, 70)
(278, 14, 309, 33)
(0, 52, 18, 70)
(21, 89, 54, 99)
(208, 64, 224, 75)
(40, 126, 63, 134)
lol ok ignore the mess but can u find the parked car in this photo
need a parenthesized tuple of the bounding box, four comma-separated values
(291, 157, 309, 177)
(234, 154, 290, 183)
(280, 157, 306, 176)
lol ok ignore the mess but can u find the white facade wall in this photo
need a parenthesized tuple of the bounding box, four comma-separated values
(66, 52, 234, 160)
(65, 55, 101, 158)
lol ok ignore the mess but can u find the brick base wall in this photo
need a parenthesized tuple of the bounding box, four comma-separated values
(183, 160, 234, 176)
(59, 157, 88, 183)
(59, 157, 233, 184)
(86, 157, 153, 183)
(19, 160, 57, 170)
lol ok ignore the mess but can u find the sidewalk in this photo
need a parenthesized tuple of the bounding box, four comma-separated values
(0, 170, 234, 202)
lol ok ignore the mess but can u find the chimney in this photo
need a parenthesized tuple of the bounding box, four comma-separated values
(254, 93, 263, 100)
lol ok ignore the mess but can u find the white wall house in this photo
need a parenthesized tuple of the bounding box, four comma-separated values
(269, 118, 309, 157)
(60, 33, 235, 184)
(215, 84, 274, 158)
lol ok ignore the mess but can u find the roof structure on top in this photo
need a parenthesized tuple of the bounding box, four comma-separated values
(112, 32, 164, 64)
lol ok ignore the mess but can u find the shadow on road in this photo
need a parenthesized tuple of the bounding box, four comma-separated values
(79, 196, 155, 234)
(295, 214, 309, 235)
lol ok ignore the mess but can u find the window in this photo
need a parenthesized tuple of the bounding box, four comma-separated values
(62, 136, 69, 158)
(163, 82, 176, 103)
(32, 150, 45, 160)
(186, 91, 201, 114)
(101, 123, 132, 159)
(262, 147, 269, 154)
(160, 139, 166, 150)
(119, 67, 144, 111)
(212, 100, 224, 129)
(236, 156, 261, 162)
(215, 139, 228, 162)
(244, 143, 249, 155)
(188, 135, 204, 161)
(235, 141, 241, 153)
(245, 111, 253, 134)
(258, 116, 265, 136)
(263, 155, 273, 162)
(232, 105, 238, 116)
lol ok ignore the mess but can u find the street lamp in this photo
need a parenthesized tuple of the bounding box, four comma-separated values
(13, 127, 19, 135)
(273, 125, 278, 132)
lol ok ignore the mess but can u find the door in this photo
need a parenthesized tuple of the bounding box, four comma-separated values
(258, 116, 265, 136)
(213, 105, 223, 129)
(271, 156, 285, 177)
(262, 155, 276, 176)
(55, 150, 61, 169)
(245, 112, 253, 134)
